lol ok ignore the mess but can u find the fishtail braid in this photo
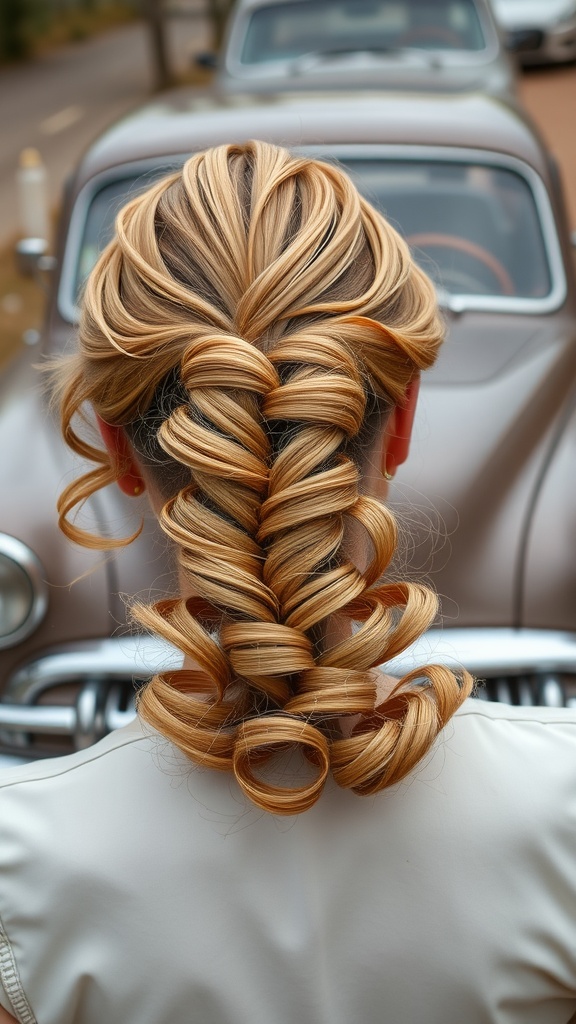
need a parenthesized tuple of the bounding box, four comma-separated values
(57, 139, 472, 815)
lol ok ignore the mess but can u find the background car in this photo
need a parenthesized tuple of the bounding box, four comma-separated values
(214, 0, 517, 96)
(2, 88, 576, 765)
(492, 0, 576, 65)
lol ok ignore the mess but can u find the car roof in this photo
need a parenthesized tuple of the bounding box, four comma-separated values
(76, 89, 551, 191)
(229, 0, 496, 13)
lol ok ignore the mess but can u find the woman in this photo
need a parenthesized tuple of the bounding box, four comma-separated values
(1, 141, 575, 1023)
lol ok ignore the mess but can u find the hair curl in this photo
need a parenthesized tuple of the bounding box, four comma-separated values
(57, 140, 472, 814)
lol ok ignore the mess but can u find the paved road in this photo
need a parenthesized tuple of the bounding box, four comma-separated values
(520, 64, 576, 231)
(0, 15, 210, 246)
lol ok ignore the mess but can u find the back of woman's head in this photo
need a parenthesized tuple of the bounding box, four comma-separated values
(58, 140, 472, 814)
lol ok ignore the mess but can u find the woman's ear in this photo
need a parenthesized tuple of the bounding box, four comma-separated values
(381, 376, 420, 479)
(96, 415, 146, 498)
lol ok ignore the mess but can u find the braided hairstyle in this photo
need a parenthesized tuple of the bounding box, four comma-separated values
(58, 141, 472, 814)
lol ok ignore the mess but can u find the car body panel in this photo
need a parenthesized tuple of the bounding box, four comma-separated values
(522, 394, 576, 627)
(74, 91, 547, 186)
(0, 346, 112, 655)
(0, 345, 173, 715)
(408, 324, 576, 628)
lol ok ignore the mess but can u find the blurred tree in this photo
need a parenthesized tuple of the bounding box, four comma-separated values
(205, 0, 234, 48)
(0, 0, 140, 64)
(0, 0, 32, 61)
(0, 0, 235, 79)
(142, 0, 172, 89)
(141, 0, 235, 90)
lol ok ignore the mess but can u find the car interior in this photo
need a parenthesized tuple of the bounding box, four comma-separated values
(344, 159, 552, 298)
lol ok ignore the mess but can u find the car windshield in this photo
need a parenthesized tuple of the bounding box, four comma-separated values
(71, 157, 551, 312)
(238, 0, 487, 64)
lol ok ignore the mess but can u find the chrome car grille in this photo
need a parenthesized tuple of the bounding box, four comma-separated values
(507, 28, 544, 51)
(0, 636, 181, 759)
(476, 673, 575, 707)
(1, 628, 576, 760)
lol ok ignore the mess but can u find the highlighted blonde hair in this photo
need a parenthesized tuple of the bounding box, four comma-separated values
(58, 140, 472, 814)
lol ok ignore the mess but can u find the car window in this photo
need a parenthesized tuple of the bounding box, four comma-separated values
(343, 159, 551, 300)
(73, 169, 169, 301)
(70, 157, 551, 312)
(239, 0, 487, 64)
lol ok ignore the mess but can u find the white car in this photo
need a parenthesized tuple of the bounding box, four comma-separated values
(493, 0, 576, 65)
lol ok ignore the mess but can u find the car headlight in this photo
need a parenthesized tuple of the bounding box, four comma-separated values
(552, 5, 576, 28)
(0, 534, 48, 649)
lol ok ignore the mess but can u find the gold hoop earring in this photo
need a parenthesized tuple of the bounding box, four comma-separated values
(383, 454, 396, 482)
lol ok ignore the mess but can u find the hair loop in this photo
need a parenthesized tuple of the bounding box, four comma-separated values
(233, 716, 330, 814)
(159, 407, 269, 490)
(179, 333, 280, 395)
(264, 373, 365, 436)
(285, 668, 377, 717)
(221, 622, 315, 676)
(268, 330, 362, 381)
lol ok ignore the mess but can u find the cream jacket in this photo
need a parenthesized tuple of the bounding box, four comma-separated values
(1, 700, 576, 1024)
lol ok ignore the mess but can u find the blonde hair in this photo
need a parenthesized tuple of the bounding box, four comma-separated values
(58, 141, 472, 814)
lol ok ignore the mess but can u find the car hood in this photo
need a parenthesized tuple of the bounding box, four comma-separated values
(218, 49, 511, 96)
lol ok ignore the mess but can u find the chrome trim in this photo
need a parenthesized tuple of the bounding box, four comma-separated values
(58, 158, 179, 325)
(302, 144, 567, 316)
(384, 626, 576, 676)
(57, 145, 566, 325)
(2, 629, 576, 759)
(0, 704, 76, 734)
(385, 628, 576, 709)
(4, 635, 182, 705)
(0, 635, 181, 755)
(0, 534, 49, 649)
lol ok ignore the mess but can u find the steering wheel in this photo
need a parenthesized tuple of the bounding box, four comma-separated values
(406, 233, 515, 296)
(396, 26, 465, 48)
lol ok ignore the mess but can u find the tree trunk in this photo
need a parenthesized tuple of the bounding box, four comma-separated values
(205, 0, 234, 49)
(0, 0, 31, 62)
(142, 0, 172, 90)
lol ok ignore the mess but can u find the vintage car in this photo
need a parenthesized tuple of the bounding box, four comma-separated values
(213, 0, 517, 97)
(2, 88, 576, 766)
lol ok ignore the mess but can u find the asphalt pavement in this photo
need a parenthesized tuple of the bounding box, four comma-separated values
(0, 13, 210, 247)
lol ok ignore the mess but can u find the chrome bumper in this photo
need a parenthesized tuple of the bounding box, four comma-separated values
(2, 629, 576, 761)
(386, 627, 576, 706)
(0, 636, 182, 758)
